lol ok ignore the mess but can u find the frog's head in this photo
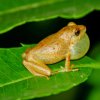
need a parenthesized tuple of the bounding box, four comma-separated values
(67, 22, 90, 60)
(67, 22, 86, 43)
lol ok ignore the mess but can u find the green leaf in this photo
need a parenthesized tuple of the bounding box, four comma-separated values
(0, 45, 93, 100)
(87, 88, 100, 100)
(77, 43, 100, 69)
(0, 0, 100, 34)
(87, 43, 100, 86)
(89, 43, 100, 62)
(88, 69, 100, 86)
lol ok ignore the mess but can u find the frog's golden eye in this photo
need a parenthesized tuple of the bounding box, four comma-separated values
(75, 30, 80, 36)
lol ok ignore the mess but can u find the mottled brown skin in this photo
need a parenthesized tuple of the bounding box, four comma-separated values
(22, 22, 89, 78)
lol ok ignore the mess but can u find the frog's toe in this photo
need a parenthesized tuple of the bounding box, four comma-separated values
(59, 65, 79, 72)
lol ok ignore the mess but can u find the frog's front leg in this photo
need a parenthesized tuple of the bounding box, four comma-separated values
(65, 52, 72, 71)
(65, 52, 79, 72)
(60, 52, 78, 72)
(23, 57, 52, 78)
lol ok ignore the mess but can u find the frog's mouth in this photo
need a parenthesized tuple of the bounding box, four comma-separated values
(78, 25, 86, 40)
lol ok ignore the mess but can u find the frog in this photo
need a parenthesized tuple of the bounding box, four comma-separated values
(22, 22, 90, 78)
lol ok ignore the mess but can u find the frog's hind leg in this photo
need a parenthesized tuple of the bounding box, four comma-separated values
(23, 58, 52, 78)
(23, 60, 46, 77)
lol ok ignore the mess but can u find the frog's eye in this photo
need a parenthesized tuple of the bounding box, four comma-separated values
(75, 30, 80, 36)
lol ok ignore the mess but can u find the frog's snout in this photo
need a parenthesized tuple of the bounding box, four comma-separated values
(78, 25, 86, 33)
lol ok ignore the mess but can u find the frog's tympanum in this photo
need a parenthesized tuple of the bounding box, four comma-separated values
(22, 22, 90, 78)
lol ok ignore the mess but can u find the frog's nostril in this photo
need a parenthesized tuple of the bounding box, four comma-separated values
(79, 25, 86, 32)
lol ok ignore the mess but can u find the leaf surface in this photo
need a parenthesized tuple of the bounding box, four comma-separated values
(0, 45, 93, 100)
(0, 0, 100, 33)
(87, 43, 100, 86)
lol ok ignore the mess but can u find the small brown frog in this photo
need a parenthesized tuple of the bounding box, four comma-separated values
(22, 22, 90, 78)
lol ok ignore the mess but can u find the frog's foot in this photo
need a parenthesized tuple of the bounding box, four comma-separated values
(51, 64, 79, 75)
(63, 52, 79, 73)
(59, 65, 79, 73)
(30, 69, 50, 80)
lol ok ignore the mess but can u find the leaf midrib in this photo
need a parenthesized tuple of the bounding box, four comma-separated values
(0, 75, 33, 87)
(0, 0, 63, 15)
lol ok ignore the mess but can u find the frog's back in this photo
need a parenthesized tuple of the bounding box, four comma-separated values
(31, 33, 69, 64)
(33, 41, 69, 64)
